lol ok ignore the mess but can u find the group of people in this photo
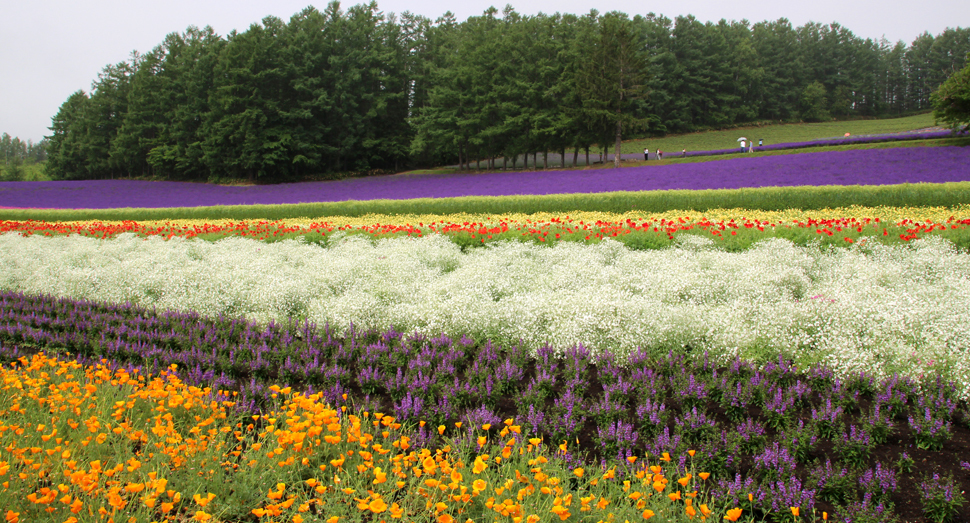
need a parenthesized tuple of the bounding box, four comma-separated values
(739, 139, 764, 153)
(642, 138, 765, 161)
(642, 148, 687, 161)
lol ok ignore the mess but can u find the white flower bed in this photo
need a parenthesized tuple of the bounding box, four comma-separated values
(2, 232, 969, 395)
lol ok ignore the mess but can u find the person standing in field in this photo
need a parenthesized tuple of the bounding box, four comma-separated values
(740, 140, 746, 152)
(658, 149, 663, 160)
(682, 148, 686, 157)
(644, 148, 649, 161)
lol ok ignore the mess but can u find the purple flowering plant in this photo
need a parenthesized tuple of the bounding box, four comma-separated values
(671, 373, 709, 409)
(876, 375, 911, 420)
(779, 419, 818, 464)
(833, 491, 902, 523)
(634, 397, 668, 438)
(753, 475, 816, 520)
(920, 472, 966, 523)
(861, 403, 894, 445)
(858, 461, 898, 505)
(5, 290, 970, 522)
(909, 407, 953, 451)
(763, 385, 798, 430)
(812, 397, 845, 440)
(674, 406, 718, 446)
(595, 419, 639, 458)
(752, 441, 798, 482)
(896, 451, 915, 474)
(808, 459, 855, 505)
(720, 378, 754, 422)
(834, 425, 874, 468)
(733, 418, 768, 454)
(589, 390, 629, 426)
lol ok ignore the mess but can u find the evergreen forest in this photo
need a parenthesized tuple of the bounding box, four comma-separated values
(43, 1, 970, 183)
(0, 134, 47, 182)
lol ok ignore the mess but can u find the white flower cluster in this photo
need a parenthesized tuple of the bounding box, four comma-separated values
(2, 232, 969, 396)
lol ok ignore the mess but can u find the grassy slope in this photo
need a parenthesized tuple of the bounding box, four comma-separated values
(572, 135, 970, 171)
(621, 112, 938, 154)
(406, 113, 944, 174)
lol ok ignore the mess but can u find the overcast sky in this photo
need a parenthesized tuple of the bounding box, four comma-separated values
(2, 0, 967, 143)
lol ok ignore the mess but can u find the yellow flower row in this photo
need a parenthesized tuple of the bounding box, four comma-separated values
(0, 353, 746, 523)
(49, 204, 970, 231)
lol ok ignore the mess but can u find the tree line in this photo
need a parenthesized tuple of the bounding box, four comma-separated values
(44, 1, 970, 182)
(1, 134, 47, 181)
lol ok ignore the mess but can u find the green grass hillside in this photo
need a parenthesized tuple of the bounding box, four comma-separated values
(624, 113, 937, 154)
(414, 113, 944, 173)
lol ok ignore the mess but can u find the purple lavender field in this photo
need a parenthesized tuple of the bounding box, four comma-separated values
(2, 147, 969, 209)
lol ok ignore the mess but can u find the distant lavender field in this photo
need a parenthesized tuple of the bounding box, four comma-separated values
(2, 147, 969, 209)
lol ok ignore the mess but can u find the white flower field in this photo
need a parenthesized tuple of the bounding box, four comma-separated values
(3, 231, 969, 397)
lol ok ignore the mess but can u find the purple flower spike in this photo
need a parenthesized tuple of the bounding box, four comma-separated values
(596, 419, 639, 458)
(393, 392, 424, 421)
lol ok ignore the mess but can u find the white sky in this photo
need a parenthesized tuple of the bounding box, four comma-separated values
(1, 0, 967, 143)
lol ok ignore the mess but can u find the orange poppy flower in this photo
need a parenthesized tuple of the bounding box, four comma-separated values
(368, 498, 387, 513)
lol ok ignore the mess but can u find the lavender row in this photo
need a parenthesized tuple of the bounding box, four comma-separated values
(2, 290, 970, 520)
(3, 146, 970, 209)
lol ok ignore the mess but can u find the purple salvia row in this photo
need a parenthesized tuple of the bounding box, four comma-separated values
(596, 420, 639, 457)
(752, 441, 798, 480)
(858, 462, 898, 502)
(755, 475, 816, 516)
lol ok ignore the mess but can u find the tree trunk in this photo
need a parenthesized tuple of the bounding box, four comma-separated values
(561, 148, 566, 168)
(533, 151, 537, 169)
(572, 149, 578, 167)
(614, 119, 622, 168)
(458, 147, 463, 171)
(503, 156, 507, 170)
(585, 147, 589, 166)
(543, 151, 548, 169)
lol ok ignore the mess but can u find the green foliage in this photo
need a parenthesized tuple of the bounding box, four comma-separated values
(800, 81, 830, 122)
(574, 11, 651, 167)
(44, 56, 137, 181)
(46, 91, 92, 180)
(921, 472, 966, 523)
(42, 2, 970, 181)
(1, 133, 49, 181)
(931, 56, 970, 132)
(0, 162, 48, 182)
